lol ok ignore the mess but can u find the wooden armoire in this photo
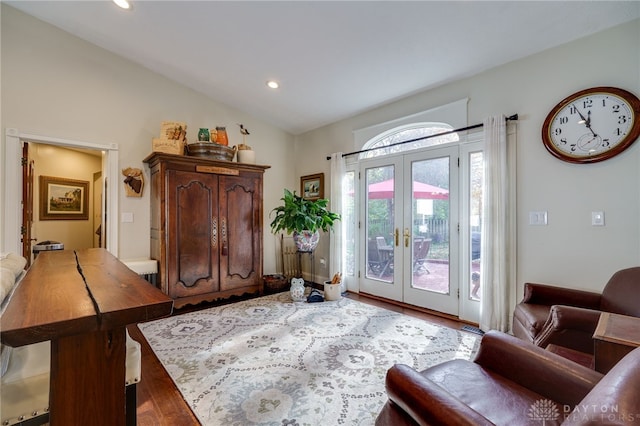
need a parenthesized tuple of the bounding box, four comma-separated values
(144, 152, 270, 308)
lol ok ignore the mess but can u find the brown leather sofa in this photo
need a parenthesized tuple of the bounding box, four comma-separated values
(375, 330, 640, 426)
(512, 267, 640, 354)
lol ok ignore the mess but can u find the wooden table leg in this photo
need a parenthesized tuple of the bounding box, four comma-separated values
(50, 327, 126, 426)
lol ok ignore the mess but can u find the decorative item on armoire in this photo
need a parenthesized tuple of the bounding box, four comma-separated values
(215, 126, 229, 146)
(152, 120, 187, 155)
(197, 128, 210, 142)
(122, 167, 144, 197)
(236, 123, 255, 164)
(186, 142, 236, 161)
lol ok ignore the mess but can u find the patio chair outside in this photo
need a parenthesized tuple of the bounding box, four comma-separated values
(413, 238, 431, 275)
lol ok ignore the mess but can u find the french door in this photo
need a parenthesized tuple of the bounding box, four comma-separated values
(359, 146, 459, 315)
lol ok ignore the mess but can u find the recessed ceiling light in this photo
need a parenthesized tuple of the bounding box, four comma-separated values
(266, 80, 280, 89)
(113, 0, 131, 10)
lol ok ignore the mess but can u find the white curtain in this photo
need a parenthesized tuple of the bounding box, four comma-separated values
(480, 116, 516, 332)
(329, 153, 346, 291)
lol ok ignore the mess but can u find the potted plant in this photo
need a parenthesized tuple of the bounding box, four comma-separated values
(270, 189, 340, 252)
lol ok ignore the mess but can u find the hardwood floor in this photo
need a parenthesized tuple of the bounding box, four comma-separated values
(129, 291, 470, 425)
(129, 324, 200, 426)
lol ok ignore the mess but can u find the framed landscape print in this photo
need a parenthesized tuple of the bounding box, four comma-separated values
(39, 175, 89, 220)
(300, 173, 324, 201)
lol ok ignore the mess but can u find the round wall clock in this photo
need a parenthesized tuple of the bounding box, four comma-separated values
(542, 86, 640, 163)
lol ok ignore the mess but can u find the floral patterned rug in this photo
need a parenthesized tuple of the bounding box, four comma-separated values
(138, 292, 480, 426)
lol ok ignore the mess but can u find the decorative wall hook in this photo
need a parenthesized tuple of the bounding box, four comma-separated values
(122, 167, 144, 197)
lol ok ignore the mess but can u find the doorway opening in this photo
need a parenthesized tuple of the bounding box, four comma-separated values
(3, 129, 119, 260)
(25, 143, 104, 265)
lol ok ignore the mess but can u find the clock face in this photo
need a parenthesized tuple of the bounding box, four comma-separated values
(542, 87, 640, 163)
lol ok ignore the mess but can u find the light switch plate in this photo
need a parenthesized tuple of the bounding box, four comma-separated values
(529, 211, 548, 225)
(591, 211, 605, 226)
(121, 212, 134, 223)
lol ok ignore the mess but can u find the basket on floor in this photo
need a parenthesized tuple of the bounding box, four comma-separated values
(263, 274, 289, 294)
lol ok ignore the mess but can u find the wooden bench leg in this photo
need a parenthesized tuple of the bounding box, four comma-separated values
(126, 383, 137, 426)
(50, 329, 126, 426)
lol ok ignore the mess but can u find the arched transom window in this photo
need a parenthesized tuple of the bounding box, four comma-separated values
(360, 122, 458, 159)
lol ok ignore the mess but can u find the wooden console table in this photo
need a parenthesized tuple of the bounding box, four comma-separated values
(593, 312, 640, 373)
(0, 249, 173, 425)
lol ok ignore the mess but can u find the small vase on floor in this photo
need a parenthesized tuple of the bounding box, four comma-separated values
(290, 277, 306, 302)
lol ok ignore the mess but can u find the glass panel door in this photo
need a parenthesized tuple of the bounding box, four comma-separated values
(403, 146, 459, 315)
(359, 157, 403, 301)
(469, 151, 483, 302)
(358, 146, 459, 315)
(459, 142, 483, 322)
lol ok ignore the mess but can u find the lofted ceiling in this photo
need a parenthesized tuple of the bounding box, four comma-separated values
(6, 1, 640, 135)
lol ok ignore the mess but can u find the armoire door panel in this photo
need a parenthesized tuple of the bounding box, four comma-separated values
(219, 175, 260, 290)
(168, 170, 219, 298)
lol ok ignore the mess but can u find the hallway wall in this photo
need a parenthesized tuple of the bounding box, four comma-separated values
(31, 143, 102, 255)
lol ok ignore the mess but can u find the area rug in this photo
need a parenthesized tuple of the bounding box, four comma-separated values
(138, 292, 480, 425)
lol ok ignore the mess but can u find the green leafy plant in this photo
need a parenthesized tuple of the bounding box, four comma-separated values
(270, 189, 340, 234)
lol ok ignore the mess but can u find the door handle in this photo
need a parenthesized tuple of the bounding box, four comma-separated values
(404, 228, 410, 247)
(221, 217, 228, 256)
(394, 228, 399, 247)
(211, 217, 218, 248)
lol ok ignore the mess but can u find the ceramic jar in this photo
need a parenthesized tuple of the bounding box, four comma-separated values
(237, 149, 255, 164)
(197, 128, 210, 142)
(216, 127, 228, 146)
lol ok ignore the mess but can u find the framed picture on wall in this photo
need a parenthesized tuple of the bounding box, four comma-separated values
(300, 173, 324, 201)
(39, 175, 89, 220)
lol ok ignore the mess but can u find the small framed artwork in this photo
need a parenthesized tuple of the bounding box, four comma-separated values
(301, 173, 324, 201)
(39, 175, 89, 220)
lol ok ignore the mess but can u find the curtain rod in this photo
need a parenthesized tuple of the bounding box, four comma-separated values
(326, 114, 518, 160)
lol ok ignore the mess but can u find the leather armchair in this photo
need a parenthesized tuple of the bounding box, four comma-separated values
(375, 330, 640, 426)
(513, 267, 640, 354)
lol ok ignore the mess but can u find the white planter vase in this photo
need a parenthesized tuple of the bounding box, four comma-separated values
(323, 281, 342, 301)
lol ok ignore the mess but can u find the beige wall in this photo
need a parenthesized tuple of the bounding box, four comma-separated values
(295, 19, 640, 296)
(1, 5, 295, 273)
(31, 144, 102, 255)
(2, 5, 639, 297)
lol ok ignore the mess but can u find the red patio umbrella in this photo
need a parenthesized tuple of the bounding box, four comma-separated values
(367, 179, 448, 199)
